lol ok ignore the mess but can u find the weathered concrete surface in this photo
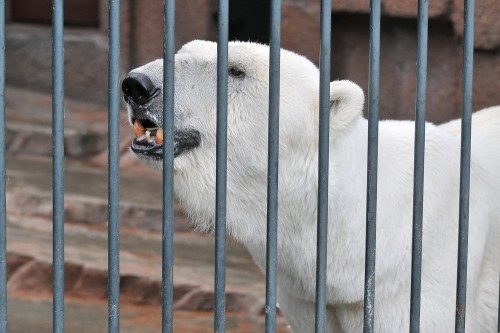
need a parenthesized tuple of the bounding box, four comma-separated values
(6, 24, 109, 104)
(6, 87, 109, 158)
(6, 216, 263, 311)
(6, 154, 180, 232)
(6, 216, 291, 332)
(7, 297, 291, 333)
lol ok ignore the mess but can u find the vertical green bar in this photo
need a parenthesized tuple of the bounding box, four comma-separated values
(0, 0, 6, 332)
(52, 0, 65, 332)
(162, 0, 175, 332)
(454, 0, 474, 332)
(315, 0, 331, 332)
(409, 0, 428, 332)
(363, 0, 381, 332)
(265, 0, 281, 332)
(108, 0, 121, 332)
(215, 0, 228, 332)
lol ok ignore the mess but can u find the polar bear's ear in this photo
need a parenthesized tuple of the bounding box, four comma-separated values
(329, 80, 364, 131)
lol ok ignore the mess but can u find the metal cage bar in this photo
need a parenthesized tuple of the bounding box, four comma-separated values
(455, 0, 474, 332)
(162, 0, 176, 332)
(0, 0, 6, 331)
(265, 0, 281, 332)
(107, 0, 121, 332)
(215, 0, 229, 332)
(314, 0, 332, 332)
(52, 0, 65, 332)
(363, 0, 381, 332)
(409, 0, 428, 332)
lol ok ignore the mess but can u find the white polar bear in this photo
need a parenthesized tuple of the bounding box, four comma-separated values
(122, 40, 500, 332)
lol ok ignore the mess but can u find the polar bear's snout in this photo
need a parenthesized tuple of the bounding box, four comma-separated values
(122, 68, 202, 163)
(122, 72, 160, 106)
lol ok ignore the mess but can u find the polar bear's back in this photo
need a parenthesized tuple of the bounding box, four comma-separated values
(371, 108, 500, 332)
(437, 106, 500, 331)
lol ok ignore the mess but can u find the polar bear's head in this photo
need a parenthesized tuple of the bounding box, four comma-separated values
(122, 40, 364, 231)
(123, 40, 364, 167)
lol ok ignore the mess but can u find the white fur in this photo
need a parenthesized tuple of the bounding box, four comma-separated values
(127, 40, 500, 332)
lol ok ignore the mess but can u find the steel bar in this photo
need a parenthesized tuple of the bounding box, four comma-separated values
(363, 0, 381, 332)
(454, 0, 474, 331)
(0, 0, 6, 331)
(162, 0, 176, 332)
(265, 0, 281, 332)
(314, 0, 332, 332)
(52, 0, 65, 332)
(107, 0, 121, 332)
(409, 0, 428, 332)
(215, 0, 229, 331)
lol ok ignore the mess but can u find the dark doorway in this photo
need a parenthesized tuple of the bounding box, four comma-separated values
(228, 0, 270, 43)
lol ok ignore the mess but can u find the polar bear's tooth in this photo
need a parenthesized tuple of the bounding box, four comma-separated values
(156, 128, 164, 144)
(146, 130, 152, 142)
(133, 120, 146, 138)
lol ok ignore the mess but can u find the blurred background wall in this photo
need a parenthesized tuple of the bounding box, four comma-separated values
(5, 0, 500, 123)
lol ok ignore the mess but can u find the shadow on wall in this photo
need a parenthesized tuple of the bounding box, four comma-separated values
(228, 0, 270, 44)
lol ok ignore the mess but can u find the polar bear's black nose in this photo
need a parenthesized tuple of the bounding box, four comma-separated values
(122, 72, 158, 105)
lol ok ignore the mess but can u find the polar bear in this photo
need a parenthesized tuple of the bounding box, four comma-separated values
(122, 40, 500, 332)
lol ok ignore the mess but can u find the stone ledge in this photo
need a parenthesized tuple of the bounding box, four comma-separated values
(6, 297, 292, 333)
(6, 154, 193, 232)
(6, 86, 110, 159)
(6, 215, 268, 314)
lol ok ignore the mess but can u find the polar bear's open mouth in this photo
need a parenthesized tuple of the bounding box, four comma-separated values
(130, 117, 201, 159)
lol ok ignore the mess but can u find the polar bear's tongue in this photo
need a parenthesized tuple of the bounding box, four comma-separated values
(133, 120, 146, 138)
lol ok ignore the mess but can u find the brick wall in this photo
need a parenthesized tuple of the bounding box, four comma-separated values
(5, 0, 500, 122)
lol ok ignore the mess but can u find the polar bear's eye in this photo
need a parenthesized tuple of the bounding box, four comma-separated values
(229, 67, 245, 78)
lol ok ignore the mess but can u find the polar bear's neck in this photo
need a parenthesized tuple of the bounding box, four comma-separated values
(223, 118, 370, 274)
(174, 117, 369, 287)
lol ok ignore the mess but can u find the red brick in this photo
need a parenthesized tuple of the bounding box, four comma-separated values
(281, 2, 321, 64)
(174, 288, 260, 313)
(8, 259, 83, 296)
(71, 267, 109, 300)
(383, 0, 450, 18)
(174, 289, 214, 312)
(8, 261, 53, 296)
(176, 0, 217, 49)
(64, 262, 84, 292)
(6, 253, 32, 280)
(452, 0, 500, 50)
(333, 0, 371, 14)
(332, 15, 465, 123)
(471, 51, 500, 111)
(332, 0, 450, 18)
(117, 0, 216, 68)
(121, 275, 162, 305)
